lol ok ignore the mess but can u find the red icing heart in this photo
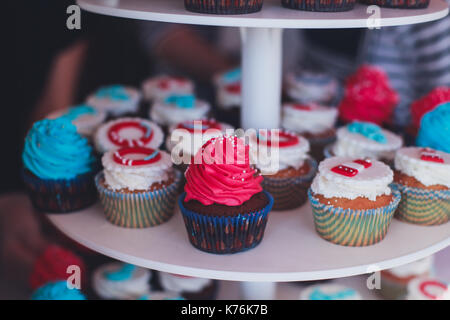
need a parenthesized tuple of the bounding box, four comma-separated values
(176, 120, 221, 133)
(420, 148, 444, 163)
(419, 281, 448, 300)
(108, 121, 154, 147)
(257, 130, 299, 148)
(113, 147, 161, 166)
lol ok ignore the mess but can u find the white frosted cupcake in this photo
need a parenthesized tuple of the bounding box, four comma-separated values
(285, 71, 338, 105)
(331, 121, 403, 162)
(150, 94, 210, 127)
(158, 272, 216, 300)
(142, 75, 194, 102)
(47, 105, 106, 138)
(86, 85, 141, 117)
(94, 117, 163, 154)
(380, 256, 434, 300)
(393, 147, 450, 225)
(95, 147, 181, 228)
(300, 284, 361, 300)
(92, 263, 151, 300)
(407, 277, 450, 300)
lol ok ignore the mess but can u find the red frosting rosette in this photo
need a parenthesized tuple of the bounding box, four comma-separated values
(411, 87, 450, 129)
(30, 245, 86, 290)
(184, 135, 263, 206)
(339, 65, 398, 125)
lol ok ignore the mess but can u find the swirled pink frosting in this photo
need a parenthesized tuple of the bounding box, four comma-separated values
(184, 135, 263, 206)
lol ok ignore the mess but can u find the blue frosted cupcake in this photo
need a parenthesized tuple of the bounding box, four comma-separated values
(416, 102, 450, 154)
(31, 281, 86, 300)
(22, 118, 97, 213)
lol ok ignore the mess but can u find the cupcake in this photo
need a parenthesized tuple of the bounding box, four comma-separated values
(309, 157, 401, 246)
(31, 281, 87, 300)
(393, 147, 450, 225)
(284, 71, 339, 104)
(92, 263, 151, 300)
(329, 121, 403, 163)
(300, 284, 361, 300)
(95, 146, 181, 228)
(184, 0, 263, 14)
(179, 135, 274, 254)
(150, 94, 211, 128)
(157, 272, 217, 300)
(282, 103, 338, 161)
(339, 65, 398, 126)
(46, 104, 106, 139)
(166, 119, 234, 171)
(22, 118, 97, 213)
(249, 130, 317, 210)
(407, 277, 450, 300)
(214, 68, 241, 128)
(94, 117, 164, 154)
(380, 256, 434, 300)
(360, 0, 430, 9)
(142, 75, 194, 102)
(416, 102, 450, 153)
(86, 85, 141, 118)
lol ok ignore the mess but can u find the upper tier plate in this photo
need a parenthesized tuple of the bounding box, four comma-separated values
(77, 0, 449, 28)
(47, 203, 450, 282)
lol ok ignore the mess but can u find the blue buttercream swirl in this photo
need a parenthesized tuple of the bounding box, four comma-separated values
(222, 68, 241, 84)
(103, 263, 136, 281)
(309, 288, 357, 300)
(164, 94, 196, 109)
(95, 85, 130, 101)
(22, 118, 96, 180)
(60, 105, 96, 121)
(347, 121, 387, 144)
(417, 102, 450, 153)
(31, 281, 86, 300)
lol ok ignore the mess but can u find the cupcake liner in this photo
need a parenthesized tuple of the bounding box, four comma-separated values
(281, 0, 356, 12)
(95, 171, 182, 228)
(22, 169, 97, 213)
(359, 0, 430, 8)
(308, 135, 336, 162)
(393, 183, 449, 226)
(179, 191, 274, 254)
(184, 0, 263, 14)
(262, 158, 318, 211)
(308, 187, 401, 247)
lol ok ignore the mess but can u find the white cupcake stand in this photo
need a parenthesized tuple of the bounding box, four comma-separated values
(47, 0, 450, 299)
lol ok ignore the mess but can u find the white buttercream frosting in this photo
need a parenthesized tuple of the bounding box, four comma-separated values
(159, 273, 212, 293)
(86, 86, 141, 116)
(285, 71, 338, 104)
(249, 131, 310, 175)
(386, 256, 434, 278)
(94, 117, 164, 154)
(102, 149, 173, 191)
(333, 126, 403, 161)
(300, 284, 361, 300)
(282, 103, 338, 134)
(407, 277, 450, 300)
(395, 147, 450, 188)
(141, 75, 194, 102)
(216, 84, 241, 110)
(150, 99, 210, 127)
(311, 156, 393, 201)
(93, 263, 151, 300)
(47, 108, 106, 137)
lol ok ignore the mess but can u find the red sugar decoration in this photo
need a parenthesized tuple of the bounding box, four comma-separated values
(331, 165, 359, 177)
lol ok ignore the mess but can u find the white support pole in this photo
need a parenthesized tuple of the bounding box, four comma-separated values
(240, 27, 283, 130)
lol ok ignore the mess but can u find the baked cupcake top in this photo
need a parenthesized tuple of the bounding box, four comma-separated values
(249, 129, 310, 175)
(285, 70, 338, 104)
(416, 102, 450, 153)
(300, 284, 361, 300)
(166, 119, 234, 160)
(94, 117, 164, 154)
(142, 75, 194, 102)
(411, 87, 450, 130)
(407, 277, 450, 300)
(282, 103, 338, 135)
(159, 272, 212, 293)
(150, 94, 210, 126)
(395, 147, 450, 188)
(102, 147, 172, 191)
(385, 256, 433, 278)
(184, 135, 263, 206)
(93, 263, 151, 300)
(86, 85, 141, 116)
(23, 118, 96, 180)
(333, 121, 403, 160)
(31, 280, 86, 300)
(311, 156, 393, 201)
(47, 105, 106, 137)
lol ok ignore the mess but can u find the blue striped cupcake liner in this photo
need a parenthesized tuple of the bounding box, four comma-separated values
(95, 170, 182, 228)
(281, 0, 356, 11)
(178, 191, 274, 254)
(22, 169, 97, 213)
(393, 183, 449, 226)
(359, 0, 430, 8)
(308, 186, 401, 246)
(262, 158, 318, 211)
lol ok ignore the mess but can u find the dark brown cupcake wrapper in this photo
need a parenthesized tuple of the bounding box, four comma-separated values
(359, 0, 429, 8)
(281, 0, 356, 11)
(184, 0, 263, 14)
